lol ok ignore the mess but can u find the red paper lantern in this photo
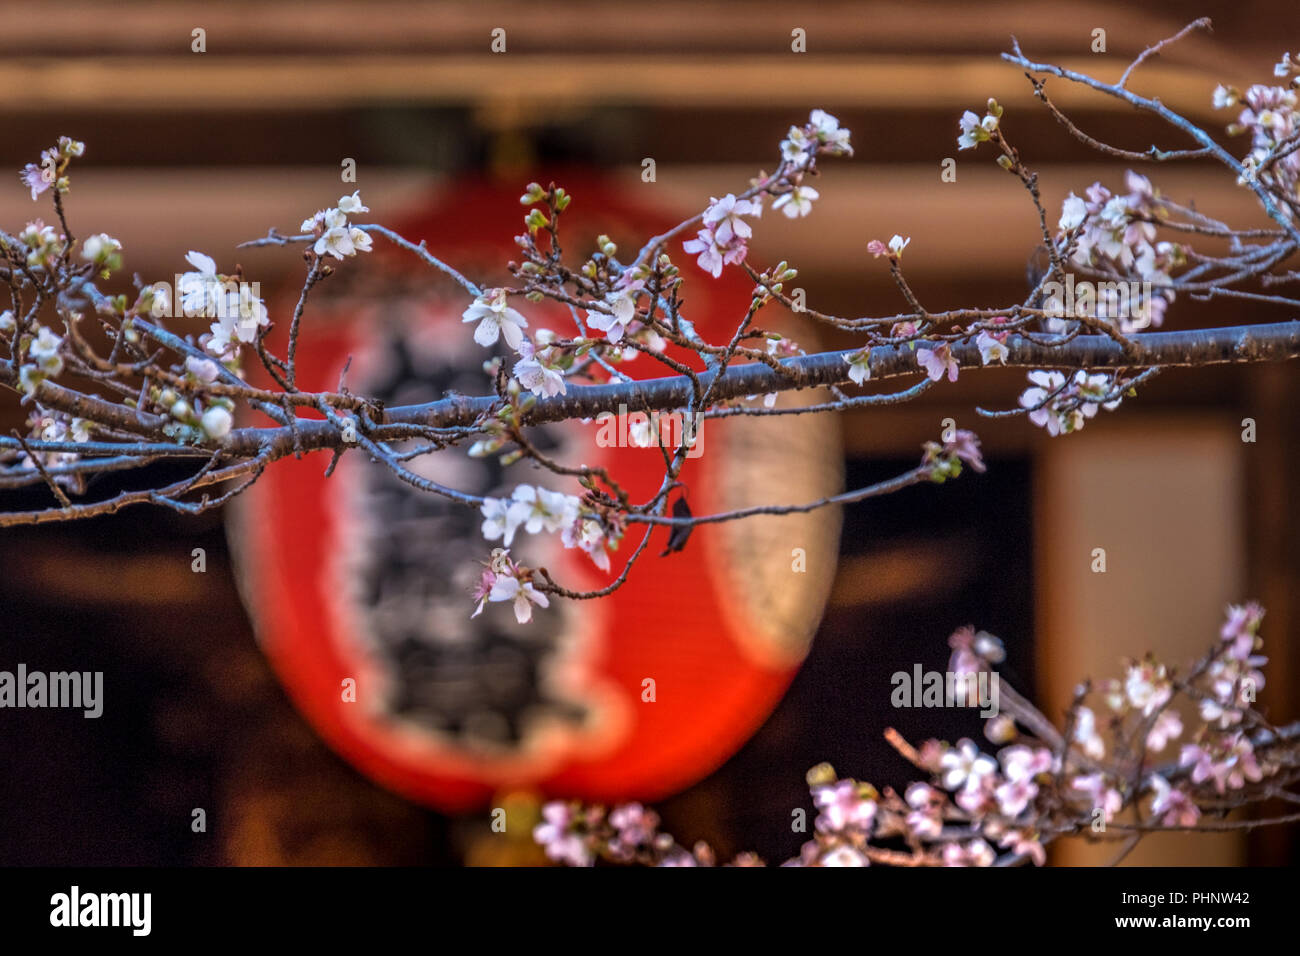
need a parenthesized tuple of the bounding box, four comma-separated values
(230, 172, 842, 812)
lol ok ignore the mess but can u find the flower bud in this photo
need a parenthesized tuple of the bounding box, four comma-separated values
(524, 209, 549, 234)
(805, 762, 838, 787)
(201, 405, 233, 440)
(985, 714, 1017, 744)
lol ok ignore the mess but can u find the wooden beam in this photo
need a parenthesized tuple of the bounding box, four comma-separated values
(0, 55, 1232, 115)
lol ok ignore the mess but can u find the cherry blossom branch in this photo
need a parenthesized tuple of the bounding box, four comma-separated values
(1002, 27, 1300, 245)
(533, 605, 1298, 867)
(5, 28, 1300, 620)
(3, 320, 1292, 526)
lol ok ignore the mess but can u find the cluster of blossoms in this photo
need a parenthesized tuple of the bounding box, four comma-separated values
(184, 193, 370, 362)
(479, 483, 623, 577)
(152, 375, 236, 443)
(958, 106, 1198, 435)
(300, 191, 374, 260)
(464, 112, 852, 402)
(17, 407, 92, 492)
(512, 335, 570, 399)
(3, 142, 239, 455)
(533, 800, 760, 867)
(461, 288, 571, 399)
(172, 251, 271, 362)
(1055, 171, 1184, 333)
(1215, 54, 1300, 205)
(683, 193, 763, 278)
(535, 604, 1284, 866)
(5, 145, 129, 400)
(180, 263, 260, 362)
(959, 101, 1184, 334)
(684, 110, 852, 279)
(581, 241, 669, 357)
(1178, 602, 1268, 788)
(865, 236, 1007, 389)
(9, 321, 65, 400)
(488, 194, 669, 400)
(20, 136, 83, 201)
(15, 220, 67, 273)
(1017, 369, 1124, 436)
(81, 232, 123, 276)
(465, 263, 662, 401)
(780, 108, 852, 166)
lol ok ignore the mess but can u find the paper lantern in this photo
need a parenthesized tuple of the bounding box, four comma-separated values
(230, 172, 842, 812)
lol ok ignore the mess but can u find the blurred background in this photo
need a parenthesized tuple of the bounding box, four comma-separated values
(0, 0, 1296, 866)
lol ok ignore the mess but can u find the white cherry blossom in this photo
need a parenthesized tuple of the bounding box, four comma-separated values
(463, 289, 528, 350)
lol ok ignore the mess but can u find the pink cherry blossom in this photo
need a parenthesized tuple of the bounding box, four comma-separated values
(995, 777, 1038, 818)
(1000, 745, 1054, 782)
(513, 341, 567, 397)
(811, 779, 877, 834)
(955, 773, 999, 817)
(818, 845, 870, 867)
(561, 514, 616, 572)
(487, 573, 550, 624)
(586, 291, 636, 343)
(976, 330, 1009, 365)
(22, 162, 53, 201)
(940, 739, 997, 791)
(702, 193, 761, 244)
(1071, 773, 1123, 821)
(998, 829, 1047, 866)
(904, 783, 943, 839)
(1073, 706, 1106, 759)
(1220, 602, 1264, 660)
(533, 802, 592, 866)
(1147, 776, 1201, 827)
(1125, 659, 1172, 716)
(682, 225, 749, 278)
(1146, 710, 1183, 751)
(918, 344, 959, 382)
(942, 839, 995, 867)
(469, 566, 495, 619)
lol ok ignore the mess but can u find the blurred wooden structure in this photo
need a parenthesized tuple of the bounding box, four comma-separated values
(0, 0, 1296, 865)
